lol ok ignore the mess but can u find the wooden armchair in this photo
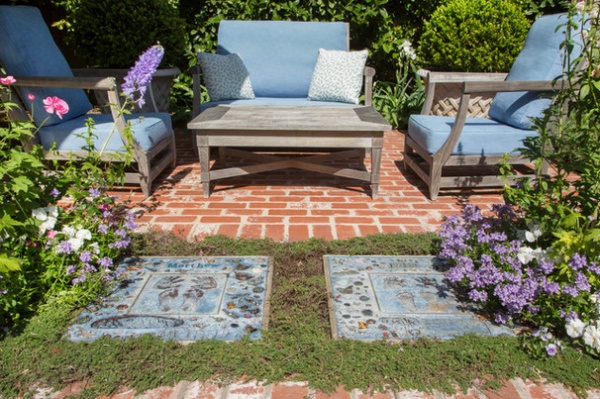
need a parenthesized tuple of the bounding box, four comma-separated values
(404, 13, 583, 200)
(0, 6, 176, 197)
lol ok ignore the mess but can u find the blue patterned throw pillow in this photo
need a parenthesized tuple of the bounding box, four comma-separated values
(307, 49, 368, 104)
(197, 52, 255, 101)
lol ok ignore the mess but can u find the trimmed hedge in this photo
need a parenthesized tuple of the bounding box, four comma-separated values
(417, 0, 531, 72)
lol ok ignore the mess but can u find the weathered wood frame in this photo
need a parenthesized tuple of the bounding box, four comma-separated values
(188, 106, 390, 198)
(7, 75, 177, 197)
(404, 71, 562, 200)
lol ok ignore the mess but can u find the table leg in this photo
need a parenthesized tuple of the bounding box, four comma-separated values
(196, 133, 211, 198)
(370, 135, 384, 199)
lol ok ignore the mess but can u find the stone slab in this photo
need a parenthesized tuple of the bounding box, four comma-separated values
(324, 255, 514, 340)
(66, 256, 272, 342)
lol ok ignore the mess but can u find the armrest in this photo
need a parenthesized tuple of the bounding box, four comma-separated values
(419, 69, 508, 115)
(363, 66, 375, 106)
(190, 65, 202, 118)
(10, 75, 117, 91)
(11, 75, 127, 138)
(463, 79, 565, 94)
(417, 69, 507, 84)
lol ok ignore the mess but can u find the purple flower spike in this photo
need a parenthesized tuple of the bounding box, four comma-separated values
(121, 44, 165, 108)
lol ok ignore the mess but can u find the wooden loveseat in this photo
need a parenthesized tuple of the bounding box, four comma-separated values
(188, 20, 391, 198)
(190, 20, 375, 116)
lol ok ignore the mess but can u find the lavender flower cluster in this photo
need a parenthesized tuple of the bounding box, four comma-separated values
(439, 204, 600, 332)
(121, 44, 165, 108)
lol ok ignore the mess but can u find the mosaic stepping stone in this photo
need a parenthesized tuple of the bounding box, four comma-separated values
(66, 256, 272, 342)
(324, 255, 514, 341)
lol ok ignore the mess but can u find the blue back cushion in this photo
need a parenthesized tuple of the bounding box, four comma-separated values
(0, 6, 92, 127)
(217, 20, 348, 98)
(489, 13, 584, 130)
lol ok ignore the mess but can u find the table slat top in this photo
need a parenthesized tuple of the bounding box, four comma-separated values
(188, 105, 392, 131)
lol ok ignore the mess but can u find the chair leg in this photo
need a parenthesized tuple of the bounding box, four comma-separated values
(169, 135, 177, 168)
(135, 150, 152, 198)
(429, 159, 443, 201)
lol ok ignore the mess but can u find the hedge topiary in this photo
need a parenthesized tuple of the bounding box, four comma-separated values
(66, 0, 187, 69)
(417, 0, 531, 72)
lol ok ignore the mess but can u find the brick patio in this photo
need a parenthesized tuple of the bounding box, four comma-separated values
(120, 128, 505, 241)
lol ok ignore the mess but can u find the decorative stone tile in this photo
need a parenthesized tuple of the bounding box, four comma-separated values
(66, 256, 272, 342)
(324, 256, 513, 340)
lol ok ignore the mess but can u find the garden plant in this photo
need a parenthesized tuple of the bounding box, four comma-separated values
(438, 0, 600, 358)
(0, 44, 165, 326)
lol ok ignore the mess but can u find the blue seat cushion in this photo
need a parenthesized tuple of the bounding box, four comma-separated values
(199, 97, 357, 113)
(38, 113, 172, 153)
(489, 13, 584, 129)
(0, 6, 92, 127)
(408, 115, 538, 156)
(217, 20, 348, 98)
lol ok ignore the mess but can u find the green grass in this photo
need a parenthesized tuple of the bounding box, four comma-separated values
(1, 232, 599, 398)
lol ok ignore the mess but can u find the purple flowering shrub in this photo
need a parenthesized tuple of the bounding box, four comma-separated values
(439, 204, 600, 357)
(36, 186, 137, 308)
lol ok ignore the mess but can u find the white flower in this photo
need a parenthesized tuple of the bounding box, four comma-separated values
(68, 237, 84, 252)
(591, 293, 598, 304)
(76, 229, 92, 241)
(566, 318, 586, 338)
(517, 246, 545, 265)
(89, 242, 100, 254)
(62, 225, 76, 238)
(39, 217, 57, 234)
(399, 40, 417, 60)
(524, 222, 542, 242)
(46, 206, 59, 218)
(583, 324, 600, 351)
(32, 207, 48, 221)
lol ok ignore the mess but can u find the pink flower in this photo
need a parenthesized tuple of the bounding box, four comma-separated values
(42, 96, 69, 119)
(47, 230, 57, 239)
(28, 93, 35, 101)
(0, 76, 16, 85)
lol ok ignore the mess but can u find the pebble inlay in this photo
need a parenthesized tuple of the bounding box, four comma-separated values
(324, 256, 514, 340)
(66, 256, 272, 342)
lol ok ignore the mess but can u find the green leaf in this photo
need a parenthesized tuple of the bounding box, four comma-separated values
(0, 253, 21, 273)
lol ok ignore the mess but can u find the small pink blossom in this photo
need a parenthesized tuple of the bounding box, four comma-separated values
(28, 93, 35, 101)
(0, 76, 16, 85)
(42, 96, 69, 119)
(47, 230, 57, 239)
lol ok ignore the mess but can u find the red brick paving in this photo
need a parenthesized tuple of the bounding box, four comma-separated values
(116, 128, 505, 241)
(47, 379, 600, 399)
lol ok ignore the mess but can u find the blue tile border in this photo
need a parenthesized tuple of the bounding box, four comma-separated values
(66, 256, 272, 342)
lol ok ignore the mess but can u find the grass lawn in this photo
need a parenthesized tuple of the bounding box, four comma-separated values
(1, 232, 599, 398)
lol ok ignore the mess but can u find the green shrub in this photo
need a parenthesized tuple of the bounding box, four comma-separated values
(66, 0, 187, 69)
(418, 0, 531, 72)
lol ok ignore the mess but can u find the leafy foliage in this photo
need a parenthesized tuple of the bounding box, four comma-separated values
(418, 0, 531, 72)
(511, 0, 569, 18)
(64, 0, 187, 68)
(372, 44, 425, 129)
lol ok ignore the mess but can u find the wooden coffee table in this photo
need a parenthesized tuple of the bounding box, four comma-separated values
(187, 105, 391, 198)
